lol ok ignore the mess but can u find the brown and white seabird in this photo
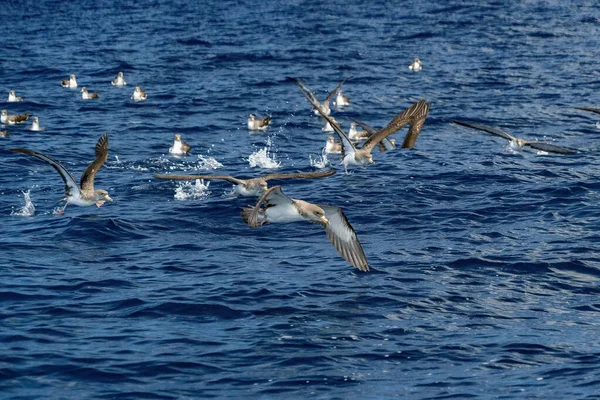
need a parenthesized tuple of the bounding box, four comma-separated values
(8, 90, 23, 102)
(81, 87, 100, 100)
(322, 117, 339, 132)
(131, 86, 147, 101)
(153, 170, 336, 197)
(1, 110, 31, 125)
(169, 134, 191, 155)
(453, 120, 577, 155)
(0, 130, 8, 137)
(325, 136, 342, 154)
(351, 120, 397, 152)
(61, 74, 78, 88)
(409, 57, 422, 72)
(293, 81, 430, 173)
(10, 134, 113, 214)
(248, 114, 272, 130)
(333, 90, 350, 107)
(111, 71, 127, 86)
(293, 77, 351, 116)
(29, 117, 44, 132)
(348, 122, 370, 140)
(241, 185, 369, 271)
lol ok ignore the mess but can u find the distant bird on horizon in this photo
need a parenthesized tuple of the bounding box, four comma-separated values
(112, 71, 127, 86)
(293, 77, 351, 116)
(1, 109, 31, 125)
(8, 90, 23, 102)
(61, 74, 78, 88)
(409, 57, 422, 72)
(131, 86, 147, 101)
(11, 134, 112, 214)
(29, 117, 44, 131)
(248, 114, 272, 130)
(154, 170, 336, 197)
(453, 120, 577, 155)
(81, 87, 100, 100)
(241, 185, 370, 271)
(169, 134, 191, 155)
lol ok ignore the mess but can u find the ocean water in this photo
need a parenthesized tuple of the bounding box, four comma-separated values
(1, 0, 600, 399)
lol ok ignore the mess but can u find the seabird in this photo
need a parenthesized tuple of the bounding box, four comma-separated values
(294, 82, 430, 173)
(409, 57, 422, 72)
(348, 122, 369, 140)
(10, 134, 112, 214)
(325, 136, 342, 154)
(293, 77, 351, 116)
(111, 71, 127, 86)
(322, 117, 339, 132)
(8, 90, 23, 102)
(1, 110, 31, 125)
(575, 107, 600, 115)
(131, 86, 147, 101)
(169, 134, 191, 155)
(452, 120, 577, 155)
(352, 119, 397, 151)
(61, 74, 78, 88)
(81, 87, 100, 99)
(248, 114, 272, 130)
(153, 170, 336, 197)
(29, 117, 44, 132)
(0, 130, 8, 137)
(334, 90, 350, 107)
(241, 185, 369, 271)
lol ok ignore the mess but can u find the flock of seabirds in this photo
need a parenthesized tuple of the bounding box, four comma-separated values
(3, 57, 597, 272)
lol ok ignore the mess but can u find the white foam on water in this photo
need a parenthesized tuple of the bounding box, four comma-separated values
(197, 155, 223, 170)
(11, 190, 35, 217)
(174, 179, 211, 200)
(247, 137, 281, 169)
(309, 148, 331, 169)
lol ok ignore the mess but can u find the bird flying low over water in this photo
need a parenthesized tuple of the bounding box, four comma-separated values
(112, 71, 127, 86)
(81, 87, 100, 99)
(452, 120, 577, 155)
(351, 120, 397, 152)
(293, 77, 351, 116)
(11, 134, 112, 214)
(248, 114, 272, 130)
(241, 185, 369, 271)
(1, 110, 31, 125)
(169, 134, 191, 155)
(154, 170, 336, 197)
(61, 74, 78, 88)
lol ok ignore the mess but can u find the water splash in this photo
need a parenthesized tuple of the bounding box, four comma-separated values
(197, 155, 223, 170)
(174, 179, 211, 200)
(247, 137, 281, 169)
(11, 190, 35, 217)
(309, 148, 331, 169)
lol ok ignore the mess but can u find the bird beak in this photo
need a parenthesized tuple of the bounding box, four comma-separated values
(320, 216, 329, 225)
(105, 195, 113, 202)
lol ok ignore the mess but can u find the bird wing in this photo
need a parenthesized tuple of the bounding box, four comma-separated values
(524, 141, 577, 155)
(362, 99, 427, 152)
(452, 120, 516, 141)
(575, 107, 600, 115)
(11, 148, 80, 198)
(401, 101, 431, 149)
(319, 205, 369, 271)
(324, 76, 352, 103)
(153, 174, 243, 185)
(10, 114, 31, 123)
(352, 119, 379, 135)
(352, 119, 396, 150)
(292, 78, 322, 108)
(80, 134, 109, 192)
(261, 170, 336, 181)
(244, 185, 293, 228)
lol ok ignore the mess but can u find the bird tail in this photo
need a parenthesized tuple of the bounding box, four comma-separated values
(241, 206, 254, 225)
(241, 205, 265, 228)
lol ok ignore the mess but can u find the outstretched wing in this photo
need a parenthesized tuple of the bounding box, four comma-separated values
(525, 142, 577, 155)
(352, 119, 378, 135)
(153, 174, 243, 185)
(324, 76, 352, 103)
(401, 101, 431, 149)
(362, 99, 427, 152)
(11, 148, 80, 198)
(575, 107, 600, 115)
(319, 205, 369, 272)
(262, 170, 336, 181)
(452, 120, 516, 141)
(244, 185, 293, 228)
(291, 78, 322, 108)
(80, 134, 109, 191)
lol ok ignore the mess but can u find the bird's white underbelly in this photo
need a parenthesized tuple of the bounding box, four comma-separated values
(266, 204, 304, 223)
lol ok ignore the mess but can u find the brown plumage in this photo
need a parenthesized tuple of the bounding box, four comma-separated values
(292, 77, 352, 116)
(1, 109, 31, 124)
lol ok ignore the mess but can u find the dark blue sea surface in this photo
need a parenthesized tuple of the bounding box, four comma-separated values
(1, 0, 600, 398)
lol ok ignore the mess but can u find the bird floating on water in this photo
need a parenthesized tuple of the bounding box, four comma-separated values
(334, 90, 350, 107)
(61, 74, 78, 88)
(169, 134, 191, 155)
(348, 122, 369, 140)
(409, 57, 422, 72)
(248, 114, 272, 130)
(29, 117, 44, 131)
(293, 77, 351, 116)
(325, 136, 342, 154)
(111, 71, 127, 86)
(11, 134, 112, 214)
(8, 90, 23, 102)
(452, 120, 577, 155)
(154, 170, 336, 197)
(81, 87, 100, 100)
(241, 185, 369, 271)
(0, 130, 8, 137)
(1, 110, 31, 125)
(131, 86, 147, 101)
